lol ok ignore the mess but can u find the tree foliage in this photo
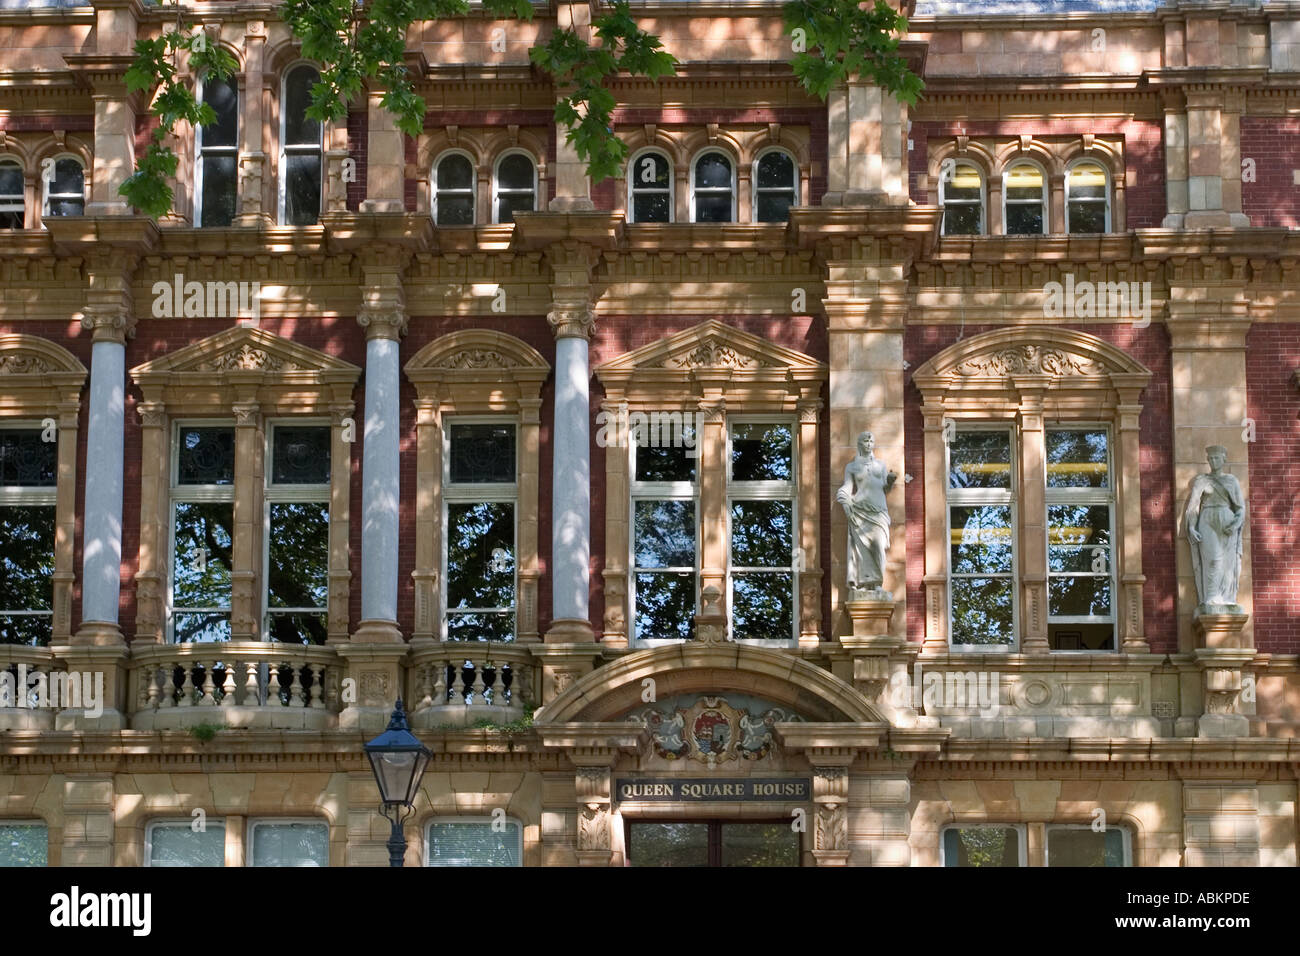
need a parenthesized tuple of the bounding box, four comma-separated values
(783, 0, 923, 104)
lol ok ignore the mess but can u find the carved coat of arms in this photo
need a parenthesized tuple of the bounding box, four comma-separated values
(629, 694, 801, 768)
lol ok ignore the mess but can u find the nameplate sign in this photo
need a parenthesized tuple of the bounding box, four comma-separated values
(616, 778, 811, 802)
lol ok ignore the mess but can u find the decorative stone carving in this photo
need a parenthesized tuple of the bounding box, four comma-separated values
(433, 349, 518, 370)
(546, 307, 595, 340)
(815, 803, 848, 851)
(1184, 445, 1246, 611)
(624, 693, 804, 767)
(202, 345, 297, 372)
(836, 431, 897, 599)
(578, 805, 610, 850)
(0, 353, 51, 375)
(694, 584, 728, 644)
(953, 346, 1103, 378)
(356, 308, 409, 340)
(80, 306, 135, 344)
(666, 342, 769, 370)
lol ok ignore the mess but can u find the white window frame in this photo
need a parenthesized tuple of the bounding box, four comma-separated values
(629, 417, 700, 648)
(246, 817, 329, 867)
(278, 62, 324, 226)
(0, 422, 58, 641)
(939, 823, 1028, 867)
(169, 420, 237, 644)
(1065, 158, 1112, 234)
(0, 820, 48, 867)
(1001, 159, 1048, 236)
(945, 426, 1018, 652)
(1045, 822, 1130, 866)
(689, 149, 736, 223)
(726, 417, 798, 646)
(626, 148, 673, 223)
(194, 72, 239, 228)
(751, 147, 798, 223)
(938, 160, 984, 236)
(1045, 424, 1117, 652)
(145, 818, 227, 867)
(40, 153, 84, 222)
(262, 420, 331, 643)
(424, 815, 523, 867)
(432, 149, 477, 227)
(0, 158, 25, 228)
(441, 417, 519, 642)
(491, 149, 537, 224)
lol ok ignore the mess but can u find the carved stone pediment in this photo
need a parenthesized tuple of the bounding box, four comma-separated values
(0, 335, 86, 379)
(952, 345, 1106, 378)
(406, 330, 549, 376)
(132, 326, 359, 382)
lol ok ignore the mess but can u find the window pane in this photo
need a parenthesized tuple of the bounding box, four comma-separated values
(695, 153, 731, 189)
(268, 502, 328, 609)
(0, 430, 56, 486)
(251, 823, 328, 867)
(634, 572, 695, 641)
(1068, 200, 1107, 234)
(1004, 165, 1043, 201)
(629, 822, 708, 867)
(1048, 827, 1125, 867)
(173, 501, 233, 614)
(149, 823, 226, 867)
(446, 502, 515, 611)
(756, 192, 794, 223)
(730, 500, 791, 568)
(0, 614, 51, 647)
(283, 67, 321, 146)
(1047, 429, 1109, 488)
(177, 427, 235, 485)
(437, 154, 473, 190)
(950, 577, 1014, 645)
(284, 153, 322, 225)
(449, 424, 515, 484)
(199, 154, 237, 227)
(0, 163, 22, 195)
(427, 821, 520, 866)
(446, 611, 515, 642)
(0, 211, 22, 229)
(268, 612, 327, 645)
(944, 827, 1020, 867)
(634, 500, 694, 568)
(495, 191, 534, 223)
(720, 822, 800, 866)
(1005, 203, 1043, 235)
(950, 506, 1013, 574)
(943, 203, 980, 235)
(731, 424, 791, 482)
(436, 194, 474, 226)
(272, 426, 331, 484)
(948, 431, 1011, 489)
(945, 165, 982, 200)
(694, 193, 731, 223)
(1067, 163, 1107, 200)
(1049, 575, 1112, 617)
(1048, 504, 1111, 554)
(52, 159, 82, 196)
(635, 437, 695, 483)
(632, 153, 670, 188)
(497, 154, 534, 190)
(0, 505, 55, 623)
(633, 193, 671, 223)
(756, 152, 794, 190)
(45, 198, 84, 217)
(202, 76, 238, 147)
(732, 572, 792, 641)
(0, 824, 46, 867)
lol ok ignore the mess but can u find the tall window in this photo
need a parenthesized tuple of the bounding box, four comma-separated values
(426, 818, 522, 867)
(728, 422, 795, 642)
(0, 160, 23, 228)
(444, 422, 516, 641)
(1003, 162, 1046, 235)
(628, 150, 671, 223)
(433, 152, 475, 226)
(631, 422, 698, 642)
(249, 820, 328, 867)
(493, 152, 535, 224)
(41, 156, 83, 219)
(691, 151, 734, 222)
(942, 825, 1025, 867)
(1046, 428, 1114, 650)
(1046, 824, 1128, 866)
(754, 150, 797, 223)
(196, 74, 239, 227)
(0, 428, 56, 646)
(1066, 160, 1109, 233)
(265, 424, 330, 644)
(280, 64, 323, 225)
(947, 429, 1016, 647)
(170, 424, 235, 643)
(146, 820, 226, 867)
(939, 161, 983, 235)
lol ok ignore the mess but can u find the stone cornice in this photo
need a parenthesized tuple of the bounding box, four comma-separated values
(320, 212, 436, 256)
(511, 211, 624, 253)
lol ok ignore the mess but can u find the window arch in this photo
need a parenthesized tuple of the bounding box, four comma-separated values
(196, 73, 239, 227)
(41, 155, 84, 221)
(627, 149, 673, 223)
(1066, 159, 1110, 234)
(938, 160, 983, 236)
(432, 150, 476, 226)
(1002, 161, 1047, 235)
(0, 159, 23, 228)
(753, 148, 798, 223)
(691, 150, 735, 223)
(492, 150, 536, 224)
(280, 63, 323, 225)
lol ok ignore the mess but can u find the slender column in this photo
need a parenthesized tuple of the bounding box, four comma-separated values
(549, 312, 594, 630)
(1015, 380, 1050, 654)
(234, 20, 271, 227)
(230, 400, 263, 641)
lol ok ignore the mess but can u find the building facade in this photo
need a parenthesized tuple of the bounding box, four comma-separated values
(0, 0, 1298, 867)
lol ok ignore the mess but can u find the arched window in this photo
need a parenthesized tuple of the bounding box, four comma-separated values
(280, 64, 323, 225)
(1066, 160, 1110, 233)
(0, 160, 23, 228)
(628, 150, 672, 223)
(691, 151, 734, 223)
(938, 160, 982, 235)
(754, 149, 798, 223)
(1003, 162, 1047, 235)
(196, 73, 239, 227)
(432, 151, 475, 226)
(41, 156, 84, 220)
(493, 151, 536, 224)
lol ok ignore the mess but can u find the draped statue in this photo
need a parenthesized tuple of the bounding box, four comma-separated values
(836, 431, 897, 600)
(1184, 445, 1246, 611)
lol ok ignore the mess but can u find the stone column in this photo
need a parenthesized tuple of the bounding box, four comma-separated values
(697, 393, 727, 606)
(517, 396, 542, 642)
(796, 398, 823, 647)
(824, 83, 909, 207)
(234, 19, 271, 228)
(360, 87, 406, 214)
(82, 0, 143, 216)
(230, 399, 263, 641)
(327, 401, 355, 645)
(1015, 379, 1050, 654)
(550, 3, 595, 212)
(1114, 378, 1149, 653)
(134, 401, 167, 644)
(920, 399, 948, 653)
(1162, 92, 1190, 228)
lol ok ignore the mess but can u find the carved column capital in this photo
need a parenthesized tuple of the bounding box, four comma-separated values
(547, 307, 595, 341)
(357, 308, 408, 341)
(80, 306, 136, 345)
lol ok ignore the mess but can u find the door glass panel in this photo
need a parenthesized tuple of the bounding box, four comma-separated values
(719, 823, 799, 866)
(628, 822, 709, 867)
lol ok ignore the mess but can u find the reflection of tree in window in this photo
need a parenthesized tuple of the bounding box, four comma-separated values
(940, 162, 982, 235)
(434, 153, 475, 226)
(197, 74, 239, 227)
(282, 65, 323, 226)
(0, 430, 57, 646)
(754, 151, 797, 223)
(630, 151, 671, 223)
(948, 429, 1014, 645)
(1046, 428, 1114, 650)
(0, 161, 24, 229)
(494, 153, 536, 224)
(266, 426, 331, 644)
(729, 423, 794, 642)
(1067, 162, 1109, 234)
(944, 827, 1020, 866)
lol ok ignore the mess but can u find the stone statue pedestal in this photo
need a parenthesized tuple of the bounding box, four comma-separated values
(1192, 646, 1255, 739)
(1193, 609, 1249, 648)
(845, 593, 894, 638)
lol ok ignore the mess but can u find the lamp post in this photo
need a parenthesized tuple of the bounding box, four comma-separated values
(364, 699, 431, 867)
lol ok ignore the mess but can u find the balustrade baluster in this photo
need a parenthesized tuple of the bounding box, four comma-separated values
(221, 663, 236, 706)
(267, 663, 282, 707)
(308, 665, 324, 710)
(469, 664, 486, 706)
(199, 662, 217, 706)
(160, 664, 176, 707)
(146, 666, 160, 710)
(288, 665, 305, 708)
(244, 661, 260, 706)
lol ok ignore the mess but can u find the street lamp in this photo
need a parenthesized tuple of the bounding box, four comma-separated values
(364, 698, 431, 867)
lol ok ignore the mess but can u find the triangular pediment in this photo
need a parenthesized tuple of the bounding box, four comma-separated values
(131, 326, 360, 382)
(596, 320, 825, 379)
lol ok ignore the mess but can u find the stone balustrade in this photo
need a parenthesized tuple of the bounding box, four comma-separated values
(407, 642, 534, 728)
(0, 645, 69, 730)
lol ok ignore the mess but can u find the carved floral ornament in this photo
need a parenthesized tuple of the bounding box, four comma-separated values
(952, 345, 1105, 378)
(0, 353, 52, 375)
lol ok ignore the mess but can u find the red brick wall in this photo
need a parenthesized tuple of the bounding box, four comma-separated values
(1241, 117, 1300, 229)
(1245, 324, 1300, 654)
(908, 119, 1166, 229)
(903, 322, 1177, 653)
(346, 110, 367, 212)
